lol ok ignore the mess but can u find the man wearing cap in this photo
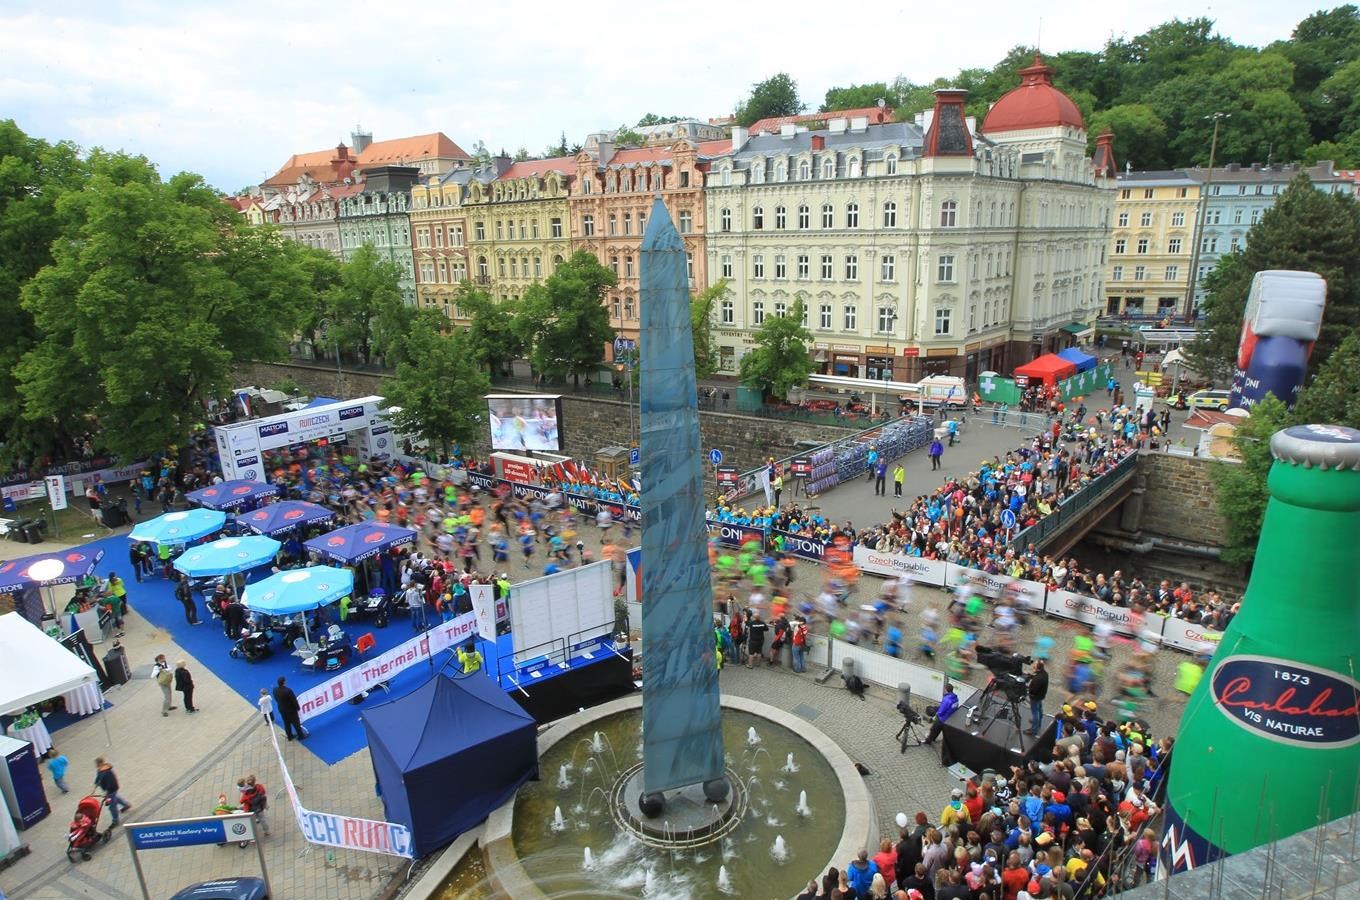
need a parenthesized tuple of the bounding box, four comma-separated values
(866, 445, 880, 481)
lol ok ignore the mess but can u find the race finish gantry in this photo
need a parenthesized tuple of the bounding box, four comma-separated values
(213, 396, 402, 482)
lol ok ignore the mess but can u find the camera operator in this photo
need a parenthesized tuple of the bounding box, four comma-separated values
(1025, 660, 1048, 736)
(921, 682, 959, 745)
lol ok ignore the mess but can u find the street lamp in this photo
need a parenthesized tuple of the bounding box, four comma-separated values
(1183, 112, 1230, 325)
(317, 317, 344, 397)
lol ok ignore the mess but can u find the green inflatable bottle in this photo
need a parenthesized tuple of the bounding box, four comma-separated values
(1162, 424, 1360, 873)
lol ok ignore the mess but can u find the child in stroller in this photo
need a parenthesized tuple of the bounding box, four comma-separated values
(230, 628, 273, 662)
(67, 795, 112, 861)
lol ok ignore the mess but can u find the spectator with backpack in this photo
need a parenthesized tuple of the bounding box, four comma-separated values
(238, 775, 270, 836)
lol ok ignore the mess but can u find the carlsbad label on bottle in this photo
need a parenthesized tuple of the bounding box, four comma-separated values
(1210, 655, 1360, 747)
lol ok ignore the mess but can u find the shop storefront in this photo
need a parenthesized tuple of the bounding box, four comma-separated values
(830, 344, 863, 377)
(864, 346, 894, 381)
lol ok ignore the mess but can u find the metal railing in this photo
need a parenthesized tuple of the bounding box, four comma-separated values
(1005, 451, 1141, 551)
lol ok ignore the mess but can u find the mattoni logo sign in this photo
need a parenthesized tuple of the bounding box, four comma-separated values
(258, 422, 289, 438)
(338, 405, 366, 421)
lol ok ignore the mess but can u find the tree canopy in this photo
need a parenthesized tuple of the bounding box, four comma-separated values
(381, 327, 490, 459)
(738, 299, 814, 401)
(734, 73, 805, 126)
(514, 250, 617, 384)
(815, 8, 1360, 167)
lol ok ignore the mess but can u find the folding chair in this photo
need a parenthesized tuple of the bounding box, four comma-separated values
(355, 633, 376, 660)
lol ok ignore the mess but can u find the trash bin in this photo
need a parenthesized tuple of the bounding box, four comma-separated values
(102, 643, 131, 687)
(23, 523, 42, 544)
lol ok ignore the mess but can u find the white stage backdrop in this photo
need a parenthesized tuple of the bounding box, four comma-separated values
(508, 560, 614, 667)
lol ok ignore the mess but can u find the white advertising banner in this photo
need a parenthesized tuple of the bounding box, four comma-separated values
(470, 583, 497, 642)
(1158, 616, 1222, 654)
(214, 396, 390, 480)
(296, 610, 479, 721)
(1044, 588, 1144, 639)
(268, 722, 412, 857)
(2, 481, 45, 503)
(852, 546, 950, 587)
(44, 475, 67, 511)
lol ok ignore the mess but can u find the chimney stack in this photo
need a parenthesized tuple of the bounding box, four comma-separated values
(1092, 129, 1117, 179)
(922, 89, 973, 158)
(730, 125, 748, 153)
(811, 134, 825, 151)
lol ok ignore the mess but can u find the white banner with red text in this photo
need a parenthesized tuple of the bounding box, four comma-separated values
(267, 718, 413, 857)
(297, 610, 481, 721)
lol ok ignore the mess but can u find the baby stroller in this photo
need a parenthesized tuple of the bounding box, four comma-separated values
(230, 629, 273, 663)
(67, 795, 112, 861)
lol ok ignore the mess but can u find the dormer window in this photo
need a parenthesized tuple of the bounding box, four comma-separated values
(885, 154, 898, 175)
(822, 157, 835, 179)
(751, 163, 764, 184)
(847, 157, 861, 178)
(721, 167, 732, 186)
(775, 162, 786, 182)
(798, 159, 811, 180)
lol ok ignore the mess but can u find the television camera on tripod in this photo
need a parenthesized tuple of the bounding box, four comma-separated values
(965, 645, 1034, 747)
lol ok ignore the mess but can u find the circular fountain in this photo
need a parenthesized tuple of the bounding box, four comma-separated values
(471, 694, 874, 899)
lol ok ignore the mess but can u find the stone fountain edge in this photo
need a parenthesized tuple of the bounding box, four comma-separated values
(475, 691, 877, 900)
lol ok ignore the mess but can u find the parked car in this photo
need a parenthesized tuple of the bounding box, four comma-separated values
(1169, 389, 1231, 410)
(169, 877, 268, 900)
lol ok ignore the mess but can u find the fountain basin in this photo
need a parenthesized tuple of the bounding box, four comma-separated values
(478, 693, 875, 900)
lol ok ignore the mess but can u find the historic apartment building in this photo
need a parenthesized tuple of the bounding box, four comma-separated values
(703, 57, 1116, 381)
(570, 140, 719, 347)
(337, 166, 421, 305)
(463, 157, 576, 305)
(1104, 172, 1200, 320)
(410, 167, 483, 319)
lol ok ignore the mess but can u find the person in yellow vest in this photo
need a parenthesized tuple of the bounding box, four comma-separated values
(456, 642, 483, 675)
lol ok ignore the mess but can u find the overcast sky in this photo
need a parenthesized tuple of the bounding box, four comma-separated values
(0, 0, 1323, 191)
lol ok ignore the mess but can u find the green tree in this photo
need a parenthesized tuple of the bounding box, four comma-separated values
(820, 83, 892, 112)
(544, 131, 571, 158)
(513, 147, 531, 162)
(381, 327, 490, 459)
(1293, 331, 1360, 428)
(690, 281, 727, 380)
(738, 299, 813, 401)
(1086, 104, 1168, 169)
(0, 120, 88, 465)
(462, 283, 524, 375)
(734, 73, 804, 126)
(1211, 393, 1293, 564)
(1187, 174, 1360, 378)
(325, 244, 403, 363)
(1301, 139, 1356, 168)
(613, 125, 645, 147)
(636, 114, 687, 126)
(515, 251, 616, 385)
(16, 153, 313, 460)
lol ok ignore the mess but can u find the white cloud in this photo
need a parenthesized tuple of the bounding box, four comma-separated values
(0, 0, 1320, 189)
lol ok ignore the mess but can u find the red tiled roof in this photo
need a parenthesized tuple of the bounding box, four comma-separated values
(747, 106, 894, 135)
(695, 139, 732, 157)
(223, 196, 251, 210)
(358, 133, 469, 166)
(498, 156, 576, 179)
(608, 147, 674, 165)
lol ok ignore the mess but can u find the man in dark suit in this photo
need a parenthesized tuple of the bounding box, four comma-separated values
(272, 677, 307, 741)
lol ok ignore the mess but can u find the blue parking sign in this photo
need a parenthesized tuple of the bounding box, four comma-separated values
(629, 447, 640, 466)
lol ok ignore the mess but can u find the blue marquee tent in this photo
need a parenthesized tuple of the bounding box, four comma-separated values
(1057, 347, 1097, 372)
(185, 480, 280, 511)
(304, 522, 416, 564)
(361, 672, 538, 858)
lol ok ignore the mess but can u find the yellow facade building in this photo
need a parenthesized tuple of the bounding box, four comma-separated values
(1104, 172, 1200, 320)
(464, 157, 576, 304)
(410, 168, 474, 322)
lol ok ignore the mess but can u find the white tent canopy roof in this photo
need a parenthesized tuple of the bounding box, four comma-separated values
(0, 613, 99, 715)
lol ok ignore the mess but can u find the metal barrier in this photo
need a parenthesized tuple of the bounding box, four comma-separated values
(1005, 451, 1141, 551)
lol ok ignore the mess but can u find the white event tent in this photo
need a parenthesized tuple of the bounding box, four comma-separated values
(0, 613, 111, 745)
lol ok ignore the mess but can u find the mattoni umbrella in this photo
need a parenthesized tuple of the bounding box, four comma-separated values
(238, 501, 335, 537)
(303, 522, 416, 564)
(128, 509, 227, 546)
(242, 566, 354, 645)
(185, 480, 280, 512)
(173, 536, 281, 579)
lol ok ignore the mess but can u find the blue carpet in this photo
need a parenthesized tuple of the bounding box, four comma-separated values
(44, 700, 112, 734)
(85, 535, 460, 765)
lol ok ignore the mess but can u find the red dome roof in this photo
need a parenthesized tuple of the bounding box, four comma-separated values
(981, 55, 1085, 134)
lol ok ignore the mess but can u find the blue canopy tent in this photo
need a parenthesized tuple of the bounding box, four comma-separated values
(185, 479, 280, 512)
(238, 501, 335, 537)
(1056, 347, 1097, 373)
(173, 536, 281, 579)
(304, 522, 417, 564)
(361, 672, 538, 857)
(0, 548, 107, 620)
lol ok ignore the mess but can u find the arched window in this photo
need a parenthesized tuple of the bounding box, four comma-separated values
(940, 200, 958, 227)
(798, 159, 811, 180)
(847, 157, 861, 178)
(751, 163, 764, 184)
(822, 157, 835, 179)
(775, 162, 787, 182)
(885, 154, 898, 175)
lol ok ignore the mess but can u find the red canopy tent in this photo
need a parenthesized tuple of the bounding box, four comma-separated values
(1013, 353, 1077, 387)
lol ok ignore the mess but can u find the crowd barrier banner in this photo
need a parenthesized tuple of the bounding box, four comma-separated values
(268, 723, 413, 858)
(705, 521, 769, 549)
(466, 471, 642, 524)
(297, 610, 479, 721)
(1044, 588, 1144, 639)
(852, 546, 950, 587)
(769, 528, 825, 562)
(1157, 615, 1221, 653)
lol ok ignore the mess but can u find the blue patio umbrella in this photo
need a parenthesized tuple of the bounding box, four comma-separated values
(237, 501, 335, 537)
(304, 522, 417, 564)
(242, 566, 354, 644)
(0, 548, 106, 594)
(172, 536, 282, 579)
(185, 480, 280, 512)
(128, 509, 228, 546)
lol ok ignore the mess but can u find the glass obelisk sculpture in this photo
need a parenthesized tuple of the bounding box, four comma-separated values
(638, 197, 727, 803)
